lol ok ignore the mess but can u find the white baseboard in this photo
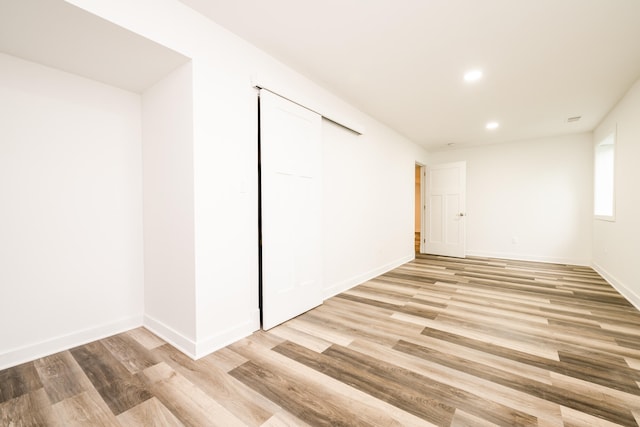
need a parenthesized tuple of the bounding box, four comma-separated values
(143, 310, 261, 360)
(592, 262, 640, 311)
(0, 315, 142, 371)
(143, 314, 197, 359)
(465, 250, 590, 267)
(323, 254, 414, 300)
(194, 310, 260, 359)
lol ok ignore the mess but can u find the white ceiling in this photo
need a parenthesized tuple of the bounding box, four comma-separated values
(179, 0, 640, 150)
(0, 0, 189, 93)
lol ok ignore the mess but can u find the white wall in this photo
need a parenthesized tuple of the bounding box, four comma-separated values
(592, 78, 640, 308)
(429, 133, 593, 265)
(0, 53, 144, 369)
(322, 120, 426, 298)
(67, 0, 428, 358)
(142, 62, 197, 353)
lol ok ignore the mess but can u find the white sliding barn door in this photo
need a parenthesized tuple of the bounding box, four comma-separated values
(260, 89, 323, 330)
(425, 162, 466, 258)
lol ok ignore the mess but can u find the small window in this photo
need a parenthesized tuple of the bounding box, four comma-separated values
(594, 127, 615, 220)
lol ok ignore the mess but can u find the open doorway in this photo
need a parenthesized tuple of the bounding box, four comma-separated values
(415, 163, 423, 253)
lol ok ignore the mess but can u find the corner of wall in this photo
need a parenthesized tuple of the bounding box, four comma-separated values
(193, 309, 261, 360)
(143, 314, 197, 359)
(144, 309, 260, 361)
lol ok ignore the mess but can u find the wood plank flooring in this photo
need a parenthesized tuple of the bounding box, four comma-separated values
(3, 254, 640, 426)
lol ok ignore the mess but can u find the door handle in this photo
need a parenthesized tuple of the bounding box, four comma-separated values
(458, 213, 465, 217)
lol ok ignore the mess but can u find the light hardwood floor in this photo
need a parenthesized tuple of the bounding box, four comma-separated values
(2, 254, 640, 426)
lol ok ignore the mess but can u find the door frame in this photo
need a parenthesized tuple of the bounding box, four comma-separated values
(415, 162, 426, 254)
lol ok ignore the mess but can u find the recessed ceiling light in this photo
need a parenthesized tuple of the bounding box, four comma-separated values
(464, 69, 483, 82)
(486, 121, 499, 130)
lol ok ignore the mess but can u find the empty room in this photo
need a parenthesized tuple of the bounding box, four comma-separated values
(1, 0, 640, 425)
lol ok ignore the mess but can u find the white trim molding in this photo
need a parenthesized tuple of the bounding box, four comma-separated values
(0, 315, 142, 371)
(143, 311, 260, 361)
(143, 314, 197, 359)
(592, 262, 640, 311)
(323, 254, 413, 300)
(194, 310, 260, 359)
(465, 250, 591, 267)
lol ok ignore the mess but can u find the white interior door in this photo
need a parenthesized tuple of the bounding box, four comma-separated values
(425, 161, 466, 258)
(260, 89, 323, 330)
